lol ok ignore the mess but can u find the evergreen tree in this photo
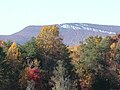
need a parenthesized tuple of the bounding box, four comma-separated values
(77, 36, 120, 90)
(0, 47, 8, 89)
(77, 36, 102, 90)
(19, 37, 41, 89)
(20, 37, 39, 60)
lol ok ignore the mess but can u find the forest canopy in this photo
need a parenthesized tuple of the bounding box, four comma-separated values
(0, 25, 120, 90)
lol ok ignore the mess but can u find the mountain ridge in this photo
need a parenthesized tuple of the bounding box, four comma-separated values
(1, 23, 120, 46)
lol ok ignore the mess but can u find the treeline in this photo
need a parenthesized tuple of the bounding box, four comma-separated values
(0, 25, 120, 90)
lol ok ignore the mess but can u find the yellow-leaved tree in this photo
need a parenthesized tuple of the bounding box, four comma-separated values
(6, 42, 22, 89)
(7, 42, 21, 69)
(37, 25, 77, 90)
(37, 25, 63, 71)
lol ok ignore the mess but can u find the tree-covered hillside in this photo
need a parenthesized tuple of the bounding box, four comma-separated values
(0, 25, 120, 90)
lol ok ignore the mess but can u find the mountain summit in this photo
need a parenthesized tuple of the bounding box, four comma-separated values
(1, 23, 120, 46)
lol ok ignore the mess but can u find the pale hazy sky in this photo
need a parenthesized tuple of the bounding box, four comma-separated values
(0, 0, 120, 35)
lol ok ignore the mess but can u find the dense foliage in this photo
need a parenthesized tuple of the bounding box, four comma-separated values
(0, 26, 120, 90)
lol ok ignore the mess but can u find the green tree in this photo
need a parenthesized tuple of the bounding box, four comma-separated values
(0, 47, 14, 90)
(77, 36, 120, 90)
(20, 37, 40, 60)
(19, 37, 41, 89)
(5, 40, 13, 49)
(92, 36, 120, 90)
(77, 36, 103, 90)
(0, 47, 8, 89)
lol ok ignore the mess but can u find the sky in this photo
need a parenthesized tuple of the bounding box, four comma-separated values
(0, 0, 120, 35)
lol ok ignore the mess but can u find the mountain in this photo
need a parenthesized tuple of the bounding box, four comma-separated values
(1, 23, 120, 46)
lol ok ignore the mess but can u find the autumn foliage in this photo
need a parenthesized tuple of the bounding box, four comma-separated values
(0, 26, 120, 90)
